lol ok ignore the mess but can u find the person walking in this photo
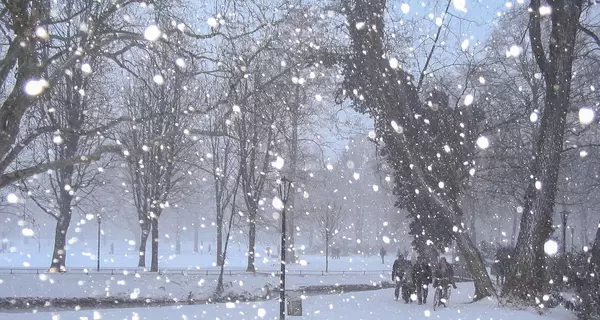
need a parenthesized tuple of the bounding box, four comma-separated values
(412, 255, 432, 305)
(401, 260, 415, 303)
(380, 247, 387, 264)
(392, 254, 409, 301)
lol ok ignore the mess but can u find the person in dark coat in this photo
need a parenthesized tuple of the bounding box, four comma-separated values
(392, 254, 410, 301)
(412, 255, 432, 304)
(380, 247, 387, 264)
(433, 257, 457, 305)
(401, 261, 416, 303)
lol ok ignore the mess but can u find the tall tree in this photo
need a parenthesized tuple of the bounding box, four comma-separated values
(14, 0, 114, 271)
(121, 48, 195, 271)
(504, 0, 584, 303)
(341, 0, 495, 299)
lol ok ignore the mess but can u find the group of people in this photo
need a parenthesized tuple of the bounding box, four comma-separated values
(331, 247, 342, 259)
(392, 254, 457, 305)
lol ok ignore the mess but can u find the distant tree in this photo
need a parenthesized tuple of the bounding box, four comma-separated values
(120, 45, 196, 271)
(316, 202, 343, 273)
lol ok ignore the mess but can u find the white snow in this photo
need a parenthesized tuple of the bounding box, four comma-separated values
(476, 136, 490, 149)
(539, 5, 552, 16)
(400, 3, 410, 14)
(0, 245, 576, 319)
(578, 107, 595, 125)
(544, 239, 559, 256)
(271, 157, 284, 170)
(24, 79, 48, 96)
(0, 282, 574, 320)
(143, 25, 162, 41)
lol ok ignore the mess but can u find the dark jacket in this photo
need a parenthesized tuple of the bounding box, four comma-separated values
(412, 262, 432, 284)
(392, 258, 411, 281)
(434, 261, 454, 282)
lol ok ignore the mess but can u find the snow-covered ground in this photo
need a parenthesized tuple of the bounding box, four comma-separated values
(0, 282, 575, 320)
(0, 272, 390, 300)
(0, 243, 393, 300)
(0, 242, 391, 272)
(0, 243, 577, 319)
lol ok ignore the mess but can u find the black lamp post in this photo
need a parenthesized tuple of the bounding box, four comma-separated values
(278, 177, 292, 320)
(561, 210, 569, 256)
(97, 214, 102, 272)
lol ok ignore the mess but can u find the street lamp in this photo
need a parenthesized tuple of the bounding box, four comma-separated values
(278, 177, 292, 320)
(97, 213, 102, 272)
(561, 210, 569, 256)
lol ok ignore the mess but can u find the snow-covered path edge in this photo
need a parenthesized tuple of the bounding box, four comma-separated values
(0, 278, 394, 312)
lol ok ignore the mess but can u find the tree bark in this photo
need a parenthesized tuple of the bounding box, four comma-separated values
(512, 209, 520, 246)
(216, 206, 224, 266)
(246, 215, 256, 272)
(138, 222, 150, 268)
(454, 231, 492, 299)
(581, 208, 589, 246)
(504, 0, 583, 303)
(591, 220, 600, 270)
(49, 211, 72, 272)
(150, 218, 159, 272)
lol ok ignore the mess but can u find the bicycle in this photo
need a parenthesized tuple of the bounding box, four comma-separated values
(432, 277, 452, 311)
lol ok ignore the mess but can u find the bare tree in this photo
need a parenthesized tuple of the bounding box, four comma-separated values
(0, 0, 217, 189)
(504, 0, 584, 302)
(120, 47, 196, 271)
(316, 202, 343, 273)
(194, 105, 239, 266)
(13, 0, 114, 271)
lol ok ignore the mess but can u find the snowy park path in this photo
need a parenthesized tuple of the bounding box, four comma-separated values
(0, 283, 575, 320)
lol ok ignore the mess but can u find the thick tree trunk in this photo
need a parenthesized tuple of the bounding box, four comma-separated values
(216, 207, 224, 266)
(581, 209, 589, 246)
(150, 218, 159, 272)
(138, 223, 150, 268)
(504, 0, 582, 303)
(469, 212, 477, 245)
(579, 220, 600, 318)
(454, 231, 495, 300)
(49, 141, 76, 272)
(512, 209, 520, 246)
(49, 214, 72, 272)
(246, 215, 256, 272)
(591, 220, 600, 270)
